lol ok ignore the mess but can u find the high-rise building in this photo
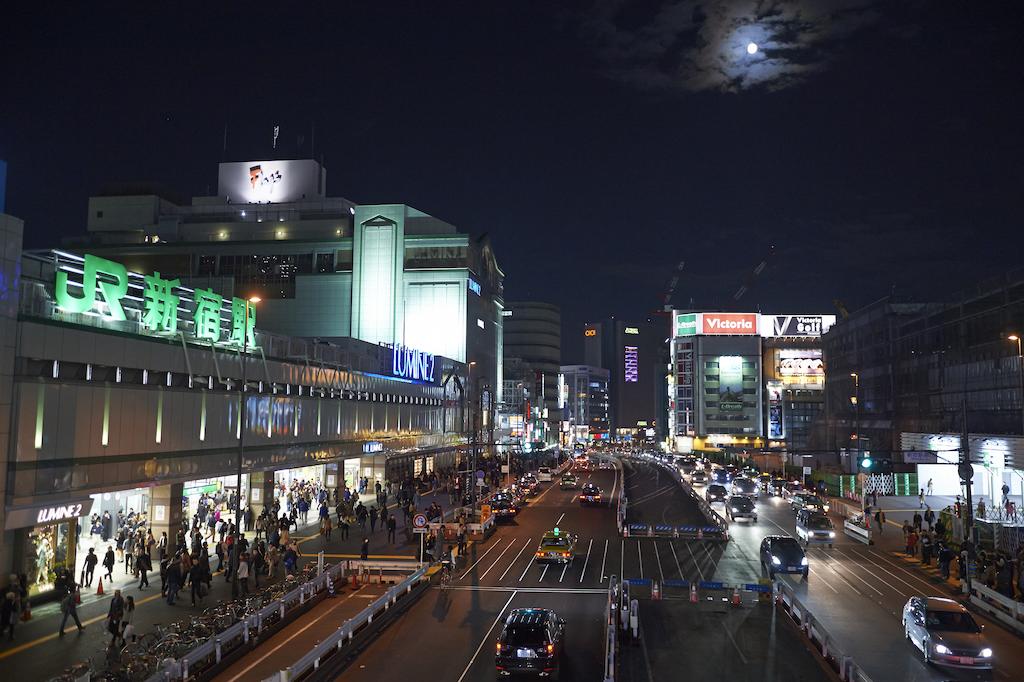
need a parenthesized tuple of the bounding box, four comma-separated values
(559, 365, 610, 444)
(500, 302, 561, 447)
(582, 319, 665, 442)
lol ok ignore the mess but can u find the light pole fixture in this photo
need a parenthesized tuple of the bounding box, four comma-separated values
(232, 296, 260, 598)
(1008, 335, 1024, 437)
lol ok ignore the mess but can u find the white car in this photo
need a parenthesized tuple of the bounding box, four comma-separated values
(902, 596, 992, 669)
(536, 466, 553, 482)
(795, 512, 835, 547)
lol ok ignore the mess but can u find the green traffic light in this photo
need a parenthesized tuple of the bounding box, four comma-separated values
(861, 457, 872, 469)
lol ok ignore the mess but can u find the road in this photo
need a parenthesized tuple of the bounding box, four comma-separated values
(682, 463, 1022, 682)
(334, 456, 824, 681)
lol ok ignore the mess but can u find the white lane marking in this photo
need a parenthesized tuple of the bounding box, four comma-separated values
(610, 463, 620, 504)
(808, 552, 862, 596)
(620, 539, 625, 580)
(518, 552, 537, 582)
(538, 564, 550, 582)
(836, 548, 920, 595)
(684, 541, 705, 582)
(806, 566, 839, 593)
(456, 591, 518, 682)
(867, 549, 949, 596)
(555, 512, 565, 527)
(637, 541, 644, 579)
(599, 539, 609, 581)
(580, 538, 594, 583)
(500, 538, 532, 582)
(559, 562, 569, 583)
(459, 537, 508, 580)
(669, 542, 684, 580)
(478, 538, 518, 581)
(722, 622, 749, 665)
(653, 542, 665, 584)
(812, 549, 883, 596)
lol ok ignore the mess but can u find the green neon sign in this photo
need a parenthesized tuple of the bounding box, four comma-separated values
(53, 253, 257, 349)
(675, 312, 697, 336)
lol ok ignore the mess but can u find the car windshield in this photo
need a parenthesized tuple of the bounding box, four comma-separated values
(543, 537, 570, 547)
(772, 539, 804, 558)
(710, 485, 726, 494)
(583, 486, 599, 493)
(504, 625, 547, 647)
(804, 496, 823, 506)
(736, 480, 755, 490)
(807, 517, 832, 530)
(926, 610, 981, 633)
(731, 498, 753, 510)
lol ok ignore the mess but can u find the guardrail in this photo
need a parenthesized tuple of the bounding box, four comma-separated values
(961, 579, 1024, 635)
(266, 565, 428, 681)
(774, 578, 874, 682)
(603, 576, 618, 682)
(843, 518, 872, 545)
(146, 558, 344, 682)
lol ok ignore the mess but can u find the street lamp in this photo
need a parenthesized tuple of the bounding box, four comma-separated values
(1008, 335, 1024, 437)
(850, 372, 861, 472)
(232, 296, 260, 598)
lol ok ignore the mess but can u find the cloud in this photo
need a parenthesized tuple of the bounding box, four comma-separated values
(578, 0, 883, 92)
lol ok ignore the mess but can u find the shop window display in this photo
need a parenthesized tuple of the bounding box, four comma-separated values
(23, 522, 74, 596)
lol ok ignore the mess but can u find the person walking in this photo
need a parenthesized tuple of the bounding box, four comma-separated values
(236, 552, 250, 595)
(912, 511, 923, 532)
(873, 509, 885, 534)
(340, 515, 350, 540)
(370, 506, 379, 533)
(926, 478, 934, 497)
(120, 596, 136, 644)
(57, 589, 84, 637)
(360, 538, 370, 560)
(924, 506, 935, 531)
(136, 551, 151, 589)
(918, 489, 925, 509)
(102, 545, 115, 582)
(165, 559, 182, 605)
(106, 589, 124, 649)
(320, 517, 332, 546)
(387, 515, 396, 544)
(1, 590, 20, 640)
(189, 560, 205, 606)
(83, 548, 98, 587)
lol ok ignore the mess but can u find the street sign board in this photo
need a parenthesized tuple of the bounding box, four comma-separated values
(958, 462, 974, 482)
(413, 527, 429, 534)
(481, 504, 491, 523)
(413, 513, 428, 529)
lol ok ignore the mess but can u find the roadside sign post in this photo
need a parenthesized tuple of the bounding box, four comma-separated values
(413, 513, 429, 564)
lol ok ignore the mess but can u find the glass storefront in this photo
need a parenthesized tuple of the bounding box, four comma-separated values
(19, 521, 76, 598)
(183, 475, 249, 525)
(274, 465, 325, 501)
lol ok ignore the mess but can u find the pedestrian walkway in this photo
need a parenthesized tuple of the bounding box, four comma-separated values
(0, 489, 461, 682)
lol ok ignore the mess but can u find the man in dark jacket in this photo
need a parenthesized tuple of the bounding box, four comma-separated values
(102, 546, 116, 581)
(136, 552, 151, 589)
(83, 548, 99, 587)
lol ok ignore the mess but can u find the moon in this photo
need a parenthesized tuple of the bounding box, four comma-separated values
(746, 42, 758, 55)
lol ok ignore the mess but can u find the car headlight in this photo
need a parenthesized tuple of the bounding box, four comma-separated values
(731, 508, 740, 513)
(979, 648, 993, 658)
(801, 557, 809, 566)
(934, 643, 951, 655)
(771, 555, 781, 565)
(828, 531, 836, 538)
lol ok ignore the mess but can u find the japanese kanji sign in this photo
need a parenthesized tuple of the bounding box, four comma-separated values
(53, 253, 258, 349)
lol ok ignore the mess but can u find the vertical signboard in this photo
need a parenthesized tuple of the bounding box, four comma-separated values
(624, 346, 639, 383)
(675, 339, 695, 436)
(718, 356, 745, 411)
(674, 312, 698, 337)
(767, 382, 784, 439)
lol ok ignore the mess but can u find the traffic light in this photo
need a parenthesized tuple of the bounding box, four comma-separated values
(860, 456, 873, 469)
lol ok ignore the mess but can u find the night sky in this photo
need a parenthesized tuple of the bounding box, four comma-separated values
(3, 2, 1023, 361)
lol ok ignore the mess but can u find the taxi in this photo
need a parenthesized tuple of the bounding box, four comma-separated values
(535, 528, 577, 564)
(559, 473, 579, 490)
(579, 483, 603, 506)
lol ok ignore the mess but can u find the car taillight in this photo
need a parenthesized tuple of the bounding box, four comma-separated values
(497, 643, 503, 654)
(547, 643, 554, 655)
(536, 551, 544, 557)
(563, 552, 570, 557)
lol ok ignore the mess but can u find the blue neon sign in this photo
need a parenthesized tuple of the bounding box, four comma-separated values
(392, 344, 435, 383)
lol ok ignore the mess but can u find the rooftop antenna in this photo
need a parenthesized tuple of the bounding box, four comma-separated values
(273, 125, 280, 151)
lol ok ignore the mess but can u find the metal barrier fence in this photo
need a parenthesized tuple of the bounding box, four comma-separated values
(774, 578, 874, 682)
(961, 579, 1024, 635)
(145, 558, 344, 682)
(603, 576, 618, 682)
(264, 565, 428, 681)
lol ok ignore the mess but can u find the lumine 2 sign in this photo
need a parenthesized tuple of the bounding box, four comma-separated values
(392, 343, 435, 383)
(54, 253, 256, 348)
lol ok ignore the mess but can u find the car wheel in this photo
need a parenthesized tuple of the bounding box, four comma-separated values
(802, 569, 809, 580)
(904, 620, 911, 642)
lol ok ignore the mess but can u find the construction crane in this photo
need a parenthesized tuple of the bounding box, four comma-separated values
(732, 244, 776, 302)
(661, 259, 686, 312)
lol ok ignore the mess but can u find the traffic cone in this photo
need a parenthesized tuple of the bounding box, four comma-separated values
(731, 587, 740, 607)
(689, 583, 698, 603)
(96, 577, 104, 595)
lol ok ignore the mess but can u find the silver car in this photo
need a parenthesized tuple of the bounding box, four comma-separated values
(902, 596, 993, 669)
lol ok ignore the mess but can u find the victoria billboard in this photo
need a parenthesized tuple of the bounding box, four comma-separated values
(702, 312, 758, 335)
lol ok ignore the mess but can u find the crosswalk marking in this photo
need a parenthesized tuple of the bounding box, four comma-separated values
(478, 537, 518, 581)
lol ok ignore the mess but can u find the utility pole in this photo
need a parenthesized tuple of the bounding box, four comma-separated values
(232, 297, 259, 599)
(960, 395, 975, 596)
